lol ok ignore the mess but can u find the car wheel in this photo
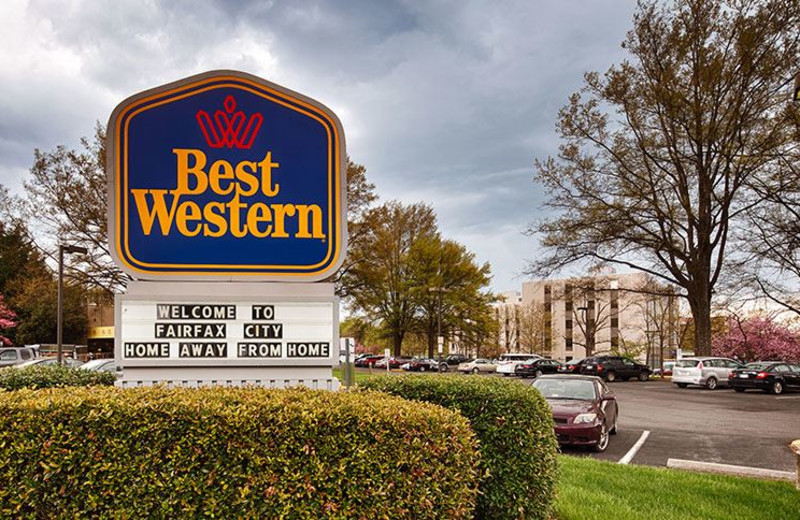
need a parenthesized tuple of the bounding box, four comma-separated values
(638, 371, 649, 382)
(734, 387, 745, 393)
(419, 366, 426, 372)
(472, 368, 480, 374)
(439, 364, 448, 372)
(771, 381, 784, 395)
(592, 424, 610, 453)
(705, 376, 718, 390)
(676, 383, 688, 388)
(610, 410, 618, 435)
(605, 371, 616, 383)
(535, 369, 544, 378)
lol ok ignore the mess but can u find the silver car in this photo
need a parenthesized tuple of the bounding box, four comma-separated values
(672, 357, 743, 390)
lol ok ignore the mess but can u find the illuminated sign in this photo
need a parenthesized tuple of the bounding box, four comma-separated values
(119, 299, 335, 366)
(107, 70, 346, 280)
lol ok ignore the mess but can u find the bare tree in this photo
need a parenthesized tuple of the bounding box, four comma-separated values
(525, 0, 800, 356)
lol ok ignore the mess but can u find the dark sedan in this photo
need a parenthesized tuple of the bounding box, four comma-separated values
(728, 361, 800, 395)
(515, 358, 561, 378)
(403, 358, 440, 372)
(557, 358, 588, 375)
(580, 355, 651, 382)
(532, 375, 618, 452)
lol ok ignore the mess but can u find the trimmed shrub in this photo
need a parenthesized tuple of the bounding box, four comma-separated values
(0, 365, 117, 390)
(0, 386, 479, 519)
(360, 375, 559, 520)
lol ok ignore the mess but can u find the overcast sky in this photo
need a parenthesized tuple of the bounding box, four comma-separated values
(0, 0, 638, 292)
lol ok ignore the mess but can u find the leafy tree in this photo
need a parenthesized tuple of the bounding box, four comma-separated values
(525, 0, 800, 356)
(24, 126, 127, 294)
(0, 295, 17, 346)
(331, 159, 378, 295)
(407, 236, 494, 358)
(712, 314, 800, 364)
(10, 276, 87, 346)
(345, 201, 438, 356)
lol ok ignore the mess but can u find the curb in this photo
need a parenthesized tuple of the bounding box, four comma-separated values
(666, 458, 795, 482)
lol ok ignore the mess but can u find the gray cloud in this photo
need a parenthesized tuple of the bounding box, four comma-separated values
(0, 0, 636, 291)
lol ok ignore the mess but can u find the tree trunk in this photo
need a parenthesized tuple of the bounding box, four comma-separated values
(688, 290, 712, 356)
(427, 329, 436, 359)
(393, 332, 403, 357)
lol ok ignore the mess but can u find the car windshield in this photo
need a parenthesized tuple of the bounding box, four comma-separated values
(533, 379, 598, 400)
(675, 360, 700, 368)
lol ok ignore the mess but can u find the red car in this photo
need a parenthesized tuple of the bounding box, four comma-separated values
(532, 375, 618, 452)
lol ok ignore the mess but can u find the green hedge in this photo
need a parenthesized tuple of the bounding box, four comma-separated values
(360, 375, 559, 520)
(0, 365, 117, 390)
(0, 386, 479, 519)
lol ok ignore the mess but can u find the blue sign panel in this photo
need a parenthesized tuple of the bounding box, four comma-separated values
(107, 70, 346, 280)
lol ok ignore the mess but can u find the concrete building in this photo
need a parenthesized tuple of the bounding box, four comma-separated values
(505, 270, 679, 367)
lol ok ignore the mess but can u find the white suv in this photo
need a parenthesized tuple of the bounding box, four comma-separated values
(495, 353, 542, 376)
(672, 357, 743, 390)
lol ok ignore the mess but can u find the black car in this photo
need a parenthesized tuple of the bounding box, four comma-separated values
(438, 354, 472, 372)
(580, 356, 651, 382)
(515, 358, 561, 378)
(403, 358, 440, 372)
(728, 361, 800, 395)
(558, 358, 589, 375)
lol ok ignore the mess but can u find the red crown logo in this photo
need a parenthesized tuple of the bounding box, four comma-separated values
(196, 95, 263, 149)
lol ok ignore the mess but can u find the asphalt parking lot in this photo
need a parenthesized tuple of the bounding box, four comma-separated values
(525, 377, 800, 472)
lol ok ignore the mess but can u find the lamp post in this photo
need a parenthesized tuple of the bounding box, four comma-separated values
(58, 244, 87, 364)
(428, 287, 448, 370)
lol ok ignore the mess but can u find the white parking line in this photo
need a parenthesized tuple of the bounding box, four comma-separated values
(618, 430, 650, 465)
(775, 395, 800, 400)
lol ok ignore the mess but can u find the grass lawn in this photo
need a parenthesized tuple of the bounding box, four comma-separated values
(556, 455, 800, 519)
(332, 367, 377, 384)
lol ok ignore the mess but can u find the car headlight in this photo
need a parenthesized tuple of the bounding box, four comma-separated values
(573, 413, 598, 424)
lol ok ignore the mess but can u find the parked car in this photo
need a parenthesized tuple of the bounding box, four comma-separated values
(558, 358, 589, 375)
(354, 355, 383, 367)
(458, 358, 498, 374)
(11, 357, 84, 369)
(374, 357, 410, 370)
(532, 375, 618, 452)
(0, 346, 39, 368)
(515, 358, 561, 378)
(580, 355, 651, 382)
(402, 358, 440, 372)
(728, 361, 800, 395)
(438, 354, 472, 372)
(80, 359, 119, 374)
(653, 360, 676, 377)
(496, 352, 543, 376)
(672, 357, 744, 390)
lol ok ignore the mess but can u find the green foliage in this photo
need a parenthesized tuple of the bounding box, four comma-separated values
(0, 386, 480, 519)
(7, 277, 87, 345)
(0, 365, 116, 390)
(360, 375, 559, 520)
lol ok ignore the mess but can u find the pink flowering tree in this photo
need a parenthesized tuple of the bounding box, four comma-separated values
(0, 295, 17, 346)
(712, 315, 800, 364)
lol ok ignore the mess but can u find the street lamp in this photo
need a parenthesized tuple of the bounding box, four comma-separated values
(428, 287, 448, 369)
(58, 244, 87, 364)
